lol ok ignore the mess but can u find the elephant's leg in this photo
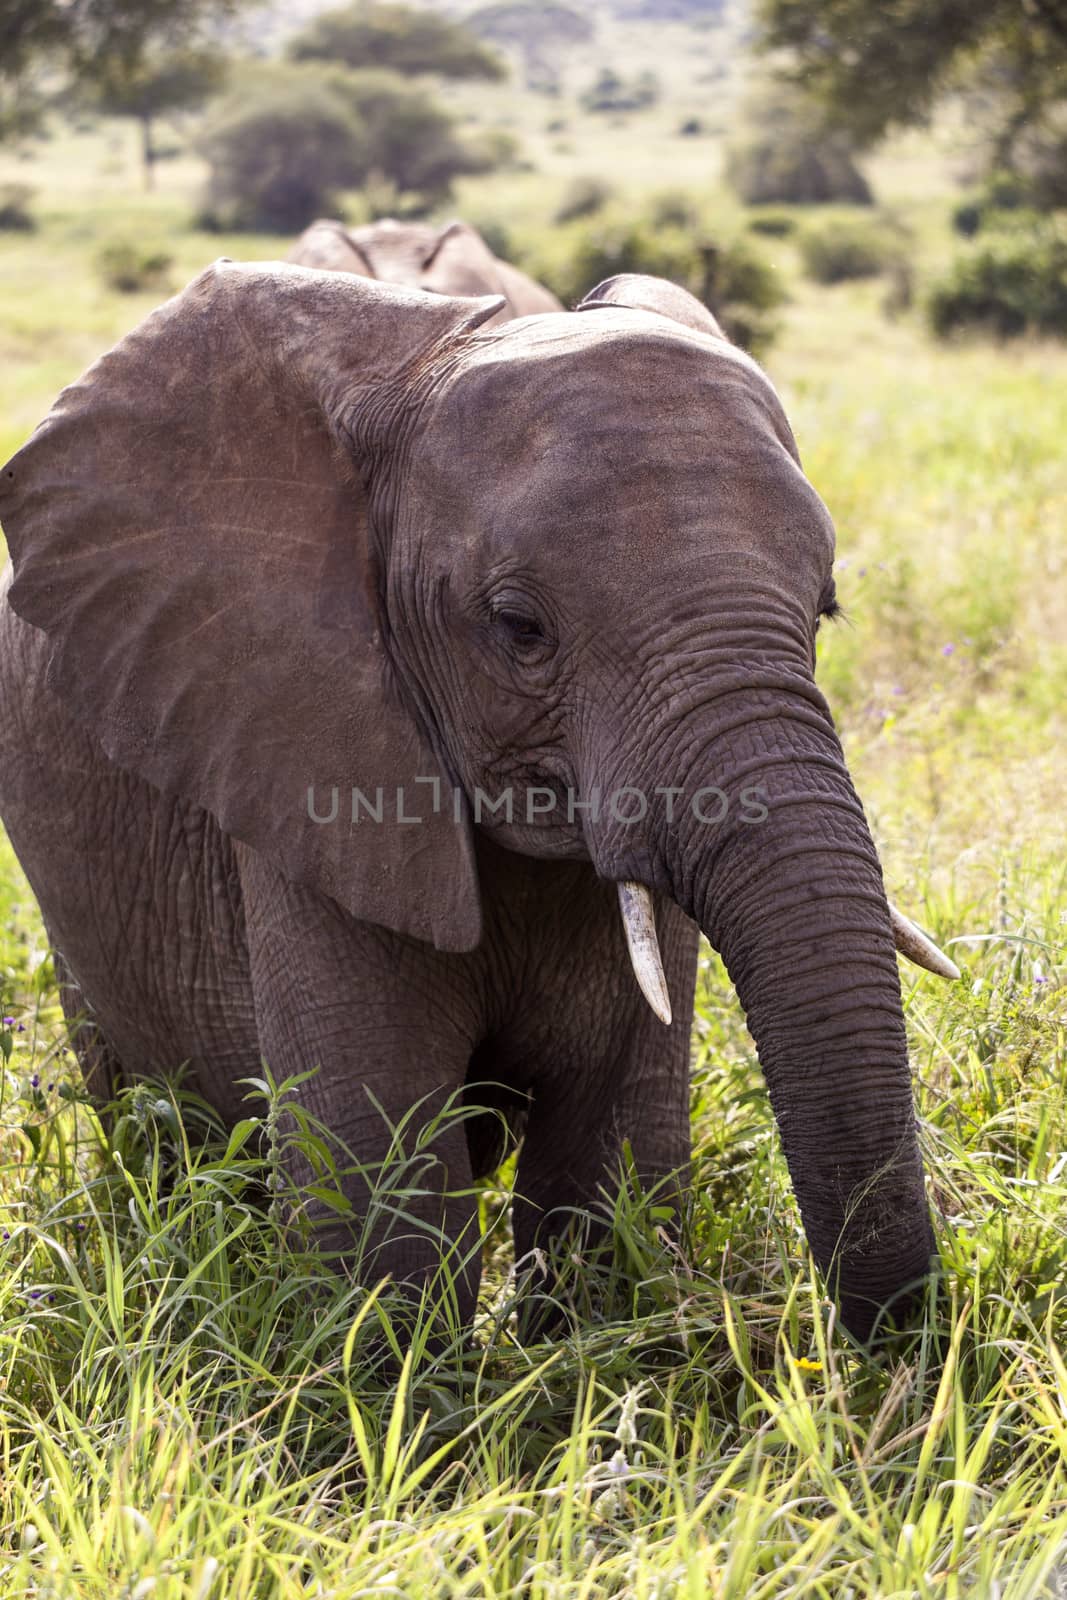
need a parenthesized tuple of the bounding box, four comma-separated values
(236, 844, 485, 1324)
(50, 940, 123, 1104)
(509, 892, 699, 1326)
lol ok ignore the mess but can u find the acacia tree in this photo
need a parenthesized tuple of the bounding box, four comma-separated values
(288, 3, 504, 81)
(91, 47, 226, 188)
(757, 0, 1067, 166)
(2, 0, 243, 144)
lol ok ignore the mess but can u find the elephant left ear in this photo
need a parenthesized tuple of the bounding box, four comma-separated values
(577, 273, 727, 339)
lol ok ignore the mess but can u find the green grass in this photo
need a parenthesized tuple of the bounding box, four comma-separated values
(2, 32, 1067, 1595)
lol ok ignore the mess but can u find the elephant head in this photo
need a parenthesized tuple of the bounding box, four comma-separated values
(0, 261, 952, 1338)
(287, 217, 562, 322)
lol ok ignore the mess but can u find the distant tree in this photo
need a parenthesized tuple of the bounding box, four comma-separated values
(89, 47, 226, 189)
(341, 68, 494, 203)
(200, 63, 501, 231)
(756, 0, 1067, 172)
(724, 79, 873, 206)
(580, 66, 660, 114)
(289, 3, 504, 81)
(2, 0, 245, 144)
(466, 3, 593, 92)
(199, 69, 368, 231)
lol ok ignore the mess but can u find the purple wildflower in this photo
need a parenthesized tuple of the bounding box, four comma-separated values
(17, 1024, 25, 1033)
(942, 643, 955, 657)
(892, 685, 905, 696)
(28, 1290, 39, 1300)
(2, 1017, 13, 1028)
(30, 1074, 39, 1089)
(46, 1082, 54, 1091)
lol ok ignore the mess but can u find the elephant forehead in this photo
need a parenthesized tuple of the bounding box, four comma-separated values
(410, 318, 833, 563)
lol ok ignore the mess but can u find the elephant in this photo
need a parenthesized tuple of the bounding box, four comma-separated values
(287, 216, 562, 323)
(0, 261, 958, 1343)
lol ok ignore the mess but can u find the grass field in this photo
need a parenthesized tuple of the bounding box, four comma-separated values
(1, 25, 1066, 1595)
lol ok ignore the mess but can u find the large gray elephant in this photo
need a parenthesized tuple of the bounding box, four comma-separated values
(287, 216, 562, 321)
(0, 263, 956, 1341)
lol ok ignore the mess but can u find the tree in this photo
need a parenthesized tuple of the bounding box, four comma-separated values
(341, 69, 493, 204)
(756, 0, 1067, 164)
(466, 3, 594, 92)
(199, 63, 500, 231)
(724, 79, 872, 206)
(2, 0, 245, 144)
(90, 47, 226, 189)
(200, 69, 368, 231)
(288, 3, 504, 81)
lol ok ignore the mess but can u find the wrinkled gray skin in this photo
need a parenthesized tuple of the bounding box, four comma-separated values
(288, 216, 562, 324)
(0, 263, 935, 1341)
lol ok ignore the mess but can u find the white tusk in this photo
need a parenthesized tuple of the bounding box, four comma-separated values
(617, 881, 673, 1025)
(889, 903, 961, 981)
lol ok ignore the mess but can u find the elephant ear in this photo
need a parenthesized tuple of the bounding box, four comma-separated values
(421, 222, 508, 304)
(0, 261, 504, 952)
(287, 220, 375, 276)
(577, 273, 727, 339)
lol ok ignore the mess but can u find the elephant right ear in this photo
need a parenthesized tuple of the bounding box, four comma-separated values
(577, 273, 727, 339)
(0, 261, 504, 953)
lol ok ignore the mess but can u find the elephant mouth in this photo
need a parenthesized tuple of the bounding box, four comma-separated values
(616, 879, 960, 1025)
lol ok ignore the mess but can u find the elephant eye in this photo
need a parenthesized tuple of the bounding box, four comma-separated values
(491, 604, 551, 658)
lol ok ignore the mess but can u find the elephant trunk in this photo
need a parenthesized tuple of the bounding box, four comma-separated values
(611, 675, 936, 1339)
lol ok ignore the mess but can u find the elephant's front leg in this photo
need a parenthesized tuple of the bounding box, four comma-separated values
(509, 891, 699, 1328)
(236, 845, 485, 1324)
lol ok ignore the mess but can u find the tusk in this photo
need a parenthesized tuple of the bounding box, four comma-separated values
(889, 903, 961, 981)
(617, 881, 673, 1025)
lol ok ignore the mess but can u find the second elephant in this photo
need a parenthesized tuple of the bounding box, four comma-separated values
(288, 216, 562, 322)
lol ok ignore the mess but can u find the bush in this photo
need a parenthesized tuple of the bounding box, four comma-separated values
(928, 225, 1067, 338)
(199, 65, 497, 230)
(0, 182, 35, 231)
(746, 209, 797, 238)
(199, 71, 368, 232)
(554, 175, 614, 223)
(535, 210, 785, 354)
(95, 241, 174, 294)
(799, 218, 898, 284)
(648, 190, 699, 230)
(678, 116, 703, 137)
(952, 172, 1031, 237)
(580, 67, 660, 114)
(725, 82, 872, 206)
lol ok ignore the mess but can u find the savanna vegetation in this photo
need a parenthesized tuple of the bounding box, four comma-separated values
(1, 1, 1066, 1594)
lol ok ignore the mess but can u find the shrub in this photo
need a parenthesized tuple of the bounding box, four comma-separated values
(725, 81, 872, 206)
(678, 116, 703, 137)
(95, 241, 174, 294)
(580, 67, 660, 114)
(799, 218, 898, 284)
(199, 65, 496, 230)
(537, 211, 785, 354)
(199, 71, 368, 232)
(0, 182, 35, 231)
(554, 175, 614, 223)
(648, 190, 699, 230)
(928, 225, 1067, 338)
(746, 209, 796, 238)
(700, 235, 785, 352)
(952, 172, 1031, 238)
